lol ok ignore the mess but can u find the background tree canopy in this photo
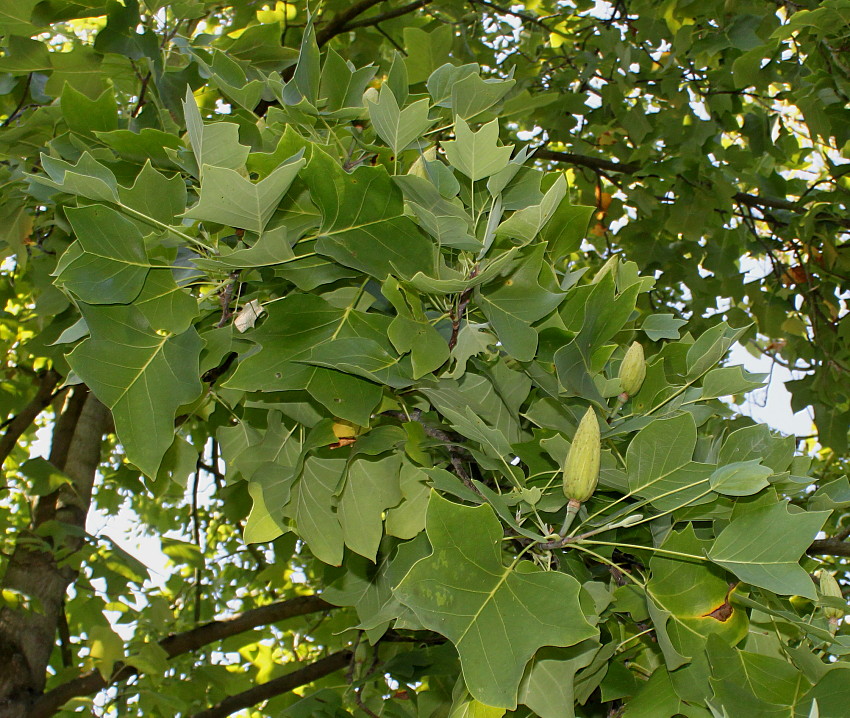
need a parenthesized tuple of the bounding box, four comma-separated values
(1, 1, 849, 717)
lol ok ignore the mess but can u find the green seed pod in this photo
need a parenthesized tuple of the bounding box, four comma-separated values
(818, 570, 845, 623)
(619, 341, 646, 397)
(562, 407, 601, 503)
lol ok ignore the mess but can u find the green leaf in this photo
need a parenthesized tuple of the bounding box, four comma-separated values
(708, 502, 830, 599)
(443, 118, 514, 182)
(709, 461, 772, 496)
(182, 87, 250, 175)
(394, 174, 480, 251)
(641, 314, 688, 341)
(622, 667, 705, 718)
(626, 414, 715, 511)
(161, 537, 204, 569)
(54, 205, 152, 304)
(385, 461, 431, 539)
(367, 86, 434, 155)
(795, 669, 850, 718)
(707, 636, 810, 718)
(320, 48, 377, 113)
(61, 83, 118, 137)
(285, 454, 346, 566)
(496, 174, 567, 245)
(518, 642, 600, 718)
(194, 228, 295, 270)
(281, 21, 320, 106)
(404, 25, 454, 84)
(67, 305, 203, 477)
(244, 472, 291, 545)
(118, 162, 187, 226)
(34, 152, 119, 203)
(701, 365, 766, 399)
(450, 72, 515, 120)
(94, 128, 183, 167)
(88, 624, 125, 680)
(183, 155, 305, 233)
(476, 245, 564, 362)
(646, 527, 749, 693)
(324, 537, 429, 643)
(339, 454, 402, 561)
(427, 63, 479, 105)
(686, 322, 746, 379)
(299, 337, 413, 389)
(134, 269, 199, 335)
(450, 697, 506, 718)
(539, 197, 594, 261)
(302, 146, 437, 279)
(395, 492, 597, 708)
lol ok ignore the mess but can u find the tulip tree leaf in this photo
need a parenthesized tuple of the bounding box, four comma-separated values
(626, 414, 716, 510)
(367, 86, 434, 155)
(443, 117, 514, 181)
(338, 454, 402, 561)
(708, 502, 830, 599)
(67, 305, 203, 478)
(54, 204, 153, 305)
(641, 314, 688, 341)
(183, 156, 305, 233)
(709, 460, 772, 496)
(395, 492, 597, 708)
(476, 245, 564, 361)
(285, 454, 346, 566)
(497, 174, 567, 245)
(302, 145, 437, 279)
(182, 87, 250, 174)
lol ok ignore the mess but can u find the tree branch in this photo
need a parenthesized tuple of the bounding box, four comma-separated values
(188, 650, 353, 718)
(0, 370, 61, 469)
(807, 538, 850, 558)
(29, 595, 334, 718)
(535, 148, 807, 215)
(469, 0, 570, 39)
(342, 0, 435, 32)
(160, 595, 333, 657)
(316, 0, 385, 46)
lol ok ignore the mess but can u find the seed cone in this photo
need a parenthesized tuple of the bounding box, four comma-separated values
(619, 341, 646, 397)
(562, 407, 601, 503)
(818, 570, 845, 623)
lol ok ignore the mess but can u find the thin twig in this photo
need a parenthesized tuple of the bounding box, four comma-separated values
(0, 370, 62, 469)
(383, 410, 483, 497)
(131, 72, 151, 118)
(448, 266, 478, 350)
(1, 73, 32, 128)
(216, 271, 241, 327)
(57, 600, 73, 668)
(191, 464, 203, 624)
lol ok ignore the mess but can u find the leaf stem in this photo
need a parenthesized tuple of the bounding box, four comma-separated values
(615, 627, 654, 653)
(578, 540, 708, 562)
(569, 544, 646, 587)
(119, 203, 215, 252)
(573, 475, 712, 535)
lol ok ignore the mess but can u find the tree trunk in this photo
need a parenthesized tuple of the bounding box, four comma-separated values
(0, 389, 108, 718)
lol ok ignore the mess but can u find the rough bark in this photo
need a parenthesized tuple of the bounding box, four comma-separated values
(0, 390, 108, 718)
